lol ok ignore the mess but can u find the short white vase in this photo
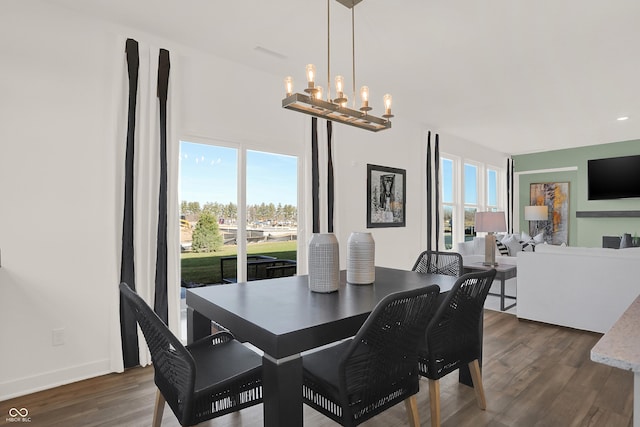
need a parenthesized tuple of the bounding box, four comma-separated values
(347, 232, 375, 285)
(308, 233, 340, 293)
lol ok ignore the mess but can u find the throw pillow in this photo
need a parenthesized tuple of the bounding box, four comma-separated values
(502, 234, 522, 256)
(520, 231, 532, 243)
(533, 232, 545, 243)
(473, 237, 486, 255)
(496, 240, 510, 256)
(521, 242, 535, 252)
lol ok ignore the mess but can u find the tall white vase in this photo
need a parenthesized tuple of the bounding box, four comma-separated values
(308, 233, 340, 293)
(347, 232, 375, 285)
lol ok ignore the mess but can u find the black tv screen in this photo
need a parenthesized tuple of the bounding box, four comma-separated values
(588, 154, 640, 200)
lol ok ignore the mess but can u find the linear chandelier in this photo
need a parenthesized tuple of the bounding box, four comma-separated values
(282, 0, 393, 132)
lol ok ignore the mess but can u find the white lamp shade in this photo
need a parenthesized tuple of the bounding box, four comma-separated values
(524, 205, 548, 221)
(475, 211, 507, 233)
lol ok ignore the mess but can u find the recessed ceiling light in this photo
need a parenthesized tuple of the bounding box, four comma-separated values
(617, 116, 629, 121)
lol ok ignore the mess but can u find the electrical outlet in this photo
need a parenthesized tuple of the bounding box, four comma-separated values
(52, 328, 65, 346)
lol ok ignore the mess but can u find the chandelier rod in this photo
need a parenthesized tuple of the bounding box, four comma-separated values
(351, 4, 356, 109)
(327, 0, 331, 102)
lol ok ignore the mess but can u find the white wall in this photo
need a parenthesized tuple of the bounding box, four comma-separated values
(0, 1, 508, 399)
(0, 2, 120, 399)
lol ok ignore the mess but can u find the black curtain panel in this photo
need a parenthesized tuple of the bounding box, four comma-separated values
(311, 118, 320, 233)
(506, 159, 511, 232)
(434, 134, 440, 252)
(426, 132, 432, 251)
(154, 48, 170, 325)
(506, 158, 515, 233)
(510, 158, 515, 233)
(327, 121, 334, 233)
(120, 38, 140, 368)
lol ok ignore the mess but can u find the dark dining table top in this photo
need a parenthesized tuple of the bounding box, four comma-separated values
(186, 266, 458, 359)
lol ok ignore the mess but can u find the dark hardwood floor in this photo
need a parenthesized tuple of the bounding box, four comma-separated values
(1, 310, 633, 426)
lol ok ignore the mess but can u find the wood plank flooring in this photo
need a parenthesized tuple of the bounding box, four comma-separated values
(1, 310, 633, 426)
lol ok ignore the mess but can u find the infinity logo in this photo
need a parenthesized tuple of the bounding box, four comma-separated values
(8, 408, 28, 417)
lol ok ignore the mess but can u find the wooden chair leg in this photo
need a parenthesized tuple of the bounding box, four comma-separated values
(152, 389, 165, 427)
(468, 359, 487, 410)
(429, 379, 441, 427)
(404, 395, 420, 427)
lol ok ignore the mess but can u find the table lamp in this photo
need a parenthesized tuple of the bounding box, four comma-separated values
(524, 205, 548, 235)
(475, 211, 507, 266)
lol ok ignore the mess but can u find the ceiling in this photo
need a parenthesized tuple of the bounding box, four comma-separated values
(50, 0, 640, 155)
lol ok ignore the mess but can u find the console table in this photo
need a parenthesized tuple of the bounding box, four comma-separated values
(464, 262, 517, 311)
(591, 294, 640, 427)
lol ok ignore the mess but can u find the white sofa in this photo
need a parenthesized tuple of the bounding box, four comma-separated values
(517, 245, 640, 333)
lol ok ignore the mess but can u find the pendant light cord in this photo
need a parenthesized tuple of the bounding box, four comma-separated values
(327, 0, 331, 101)
(327, 0, 358, 106)
(352, 5, 356, 108)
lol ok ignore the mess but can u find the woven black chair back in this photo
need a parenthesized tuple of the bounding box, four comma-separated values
(412, 250, 463, 277)
(120, 283, 196, 424)
(420, 269, 496, 380)
(339, 284, 440, 425)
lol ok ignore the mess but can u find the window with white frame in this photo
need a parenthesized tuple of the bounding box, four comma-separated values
(486, 167, 499, 211)
(441, 157, 455, 249)
(439, 155, 504, 250)
(463, 162, 479, 242)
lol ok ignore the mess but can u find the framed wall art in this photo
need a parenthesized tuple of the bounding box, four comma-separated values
(529, 182, 569, 244)
(367, 164, 406, 228)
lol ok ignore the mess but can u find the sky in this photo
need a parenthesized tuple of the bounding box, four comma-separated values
(179, 141, 298, 206)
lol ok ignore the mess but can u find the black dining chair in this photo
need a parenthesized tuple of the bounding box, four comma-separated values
(412, 250, 463, 277)
(119, 282, 263, 427)
(417, 269, 497, 427)
(302, 284, 441, 427)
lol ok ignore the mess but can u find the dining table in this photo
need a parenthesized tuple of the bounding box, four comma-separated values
(186, 266, 465, 427)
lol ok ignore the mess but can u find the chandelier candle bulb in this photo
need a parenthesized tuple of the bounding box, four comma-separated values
(334, 75, 347, 103)
(284, 76, 293, 96)
(383, 93, 394, 118)
(360, 86, 371, 111)
(315, 86, 323, 100)
(305, 64, 316, 90)
(335, 75, 344, 93)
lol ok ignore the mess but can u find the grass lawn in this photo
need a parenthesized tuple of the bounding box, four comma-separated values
(181, 240, 297, 284)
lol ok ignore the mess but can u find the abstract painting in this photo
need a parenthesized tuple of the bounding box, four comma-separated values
(530, 182, 569, 244)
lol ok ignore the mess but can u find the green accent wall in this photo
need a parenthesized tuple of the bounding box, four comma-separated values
(513, 139, 640, 247)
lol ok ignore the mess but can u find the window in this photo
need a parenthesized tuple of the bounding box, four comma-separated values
(179, 140, 298, 296)
(441, 158, 455, 249)
(464, 163, 479, 241)
(487, 168, 498, 211)
(439, 155, 504, 249)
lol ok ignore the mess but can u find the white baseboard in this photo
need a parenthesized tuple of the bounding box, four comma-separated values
(0, 359, 114, 401)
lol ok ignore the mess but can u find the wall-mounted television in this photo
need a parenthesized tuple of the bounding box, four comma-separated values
(588, 154, 640, 200)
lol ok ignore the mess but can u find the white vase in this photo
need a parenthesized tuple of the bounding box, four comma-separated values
(308, 233, 340, 293)
(347, 232, 375, 285)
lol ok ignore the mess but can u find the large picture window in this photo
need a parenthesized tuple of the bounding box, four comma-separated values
(179, 141, 298, 339)
(440, 155, 504, 249)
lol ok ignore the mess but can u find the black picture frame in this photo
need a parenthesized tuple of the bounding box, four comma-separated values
(367, 164, 406, 228)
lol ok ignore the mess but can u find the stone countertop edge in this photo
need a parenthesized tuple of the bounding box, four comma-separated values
(591, 293, 640, 372)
